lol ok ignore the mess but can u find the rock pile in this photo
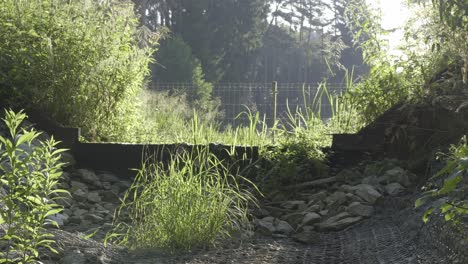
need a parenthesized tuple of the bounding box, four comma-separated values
(53, 168, 130, 241)
(252, 160, 417, 243)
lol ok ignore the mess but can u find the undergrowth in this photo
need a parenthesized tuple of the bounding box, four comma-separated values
(105, 147, 259, 252)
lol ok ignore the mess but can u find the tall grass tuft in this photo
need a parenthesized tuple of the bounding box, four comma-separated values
(106, 147, 258, 252)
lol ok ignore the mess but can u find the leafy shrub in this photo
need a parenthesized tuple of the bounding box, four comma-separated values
(416, 136, 468, 225)
(0, 109, 67, 263)
(106, 147, 258, 252)
(0, 0, 158, 141)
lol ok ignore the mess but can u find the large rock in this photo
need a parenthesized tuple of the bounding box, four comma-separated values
(72, 189, 88, 202)
(70, 181, 88, 193)
(318, 212, 363, 231)
(87, 191, 102, 203)
(274, 219, 295, 235)
(301, 212, 321, 226)
(255, 217, 295, 236)
(282, 212, 305, 227)
(352, 184, 382, 205)
(75, 169, 101, 187)
(346, 202, 374, 217)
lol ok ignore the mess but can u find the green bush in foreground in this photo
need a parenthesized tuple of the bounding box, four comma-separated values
(416, 136, 468, 225)
(106, 147, 258, 252)
(0, 110, 67, 263)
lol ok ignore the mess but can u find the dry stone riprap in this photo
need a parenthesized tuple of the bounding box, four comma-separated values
(252, 161, 416, 239)
(47, 166, 130, 245)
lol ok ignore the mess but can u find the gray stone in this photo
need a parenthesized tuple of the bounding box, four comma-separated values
(361, 176, 382, 185)
(87, 191, 102, 203)
(255, 217, 276, 235)
(319, 210, 329, 216)
(102, 181, 112, 190)
(281, 212, 305, 227)
(70, 181, 88, 193)
(353, 184, 382, 205)
(251, 208, 270, 218)
(274, 219, 294, 235)
(346, 202, 374, 217)
(338, 184, 355, 193)
(76, 169, 101, 187)
(325, 191, 347, 207)
(384, 182, 405, 196)
(63, 208, 73, 216)
(307, 204, 322, 212)
(68, 216, 82, 225)
(73, 189, 88, 202)
(307, 191, 328, 203)
(383, 167, 411, 187)
(318, 212, 363, 231)
(73, 208, 88, 217)
(103, 203, 117, 212)
(280, 200, 307, 210)
(301, 212, 321, 226)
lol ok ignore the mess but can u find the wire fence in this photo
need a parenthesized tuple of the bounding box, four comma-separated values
(150, 82, 347, 127)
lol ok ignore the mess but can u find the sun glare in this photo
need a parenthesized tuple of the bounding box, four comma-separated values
(366, 0, 413, 56)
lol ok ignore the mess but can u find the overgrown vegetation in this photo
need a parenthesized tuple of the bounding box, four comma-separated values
(0, 110, 67, 263)
(105, 147, 258, 252)
(0, 0, 158, 141)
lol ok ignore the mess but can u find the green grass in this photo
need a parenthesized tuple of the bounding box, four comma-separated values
(106, 146, 258, 252)
(132, 78, 364, 148)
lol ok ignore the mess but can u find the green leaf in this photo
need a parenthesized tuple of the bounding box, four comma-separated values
(423, 208, 434, 223)
(441, 203, 453, 213)
(437, 171, 463, 195)
(415, 196, 429, 208)
(44, 208, 63, 218)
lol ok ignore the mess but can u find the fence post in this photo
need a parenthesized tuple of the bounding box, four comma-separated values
(272, 81, 278, 142)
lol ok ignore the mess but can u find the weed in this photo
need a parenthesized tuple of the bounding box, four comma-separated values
(105, 147, 258, 252)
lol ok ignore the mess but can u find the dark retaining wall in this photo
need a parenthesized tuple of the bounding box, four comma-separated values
(74, 142, 259, 176)
(27, 111, 259, 177)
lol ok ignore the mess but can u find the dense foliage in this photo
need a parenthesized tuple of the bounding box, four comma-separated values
(0, 0, 158, 140)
